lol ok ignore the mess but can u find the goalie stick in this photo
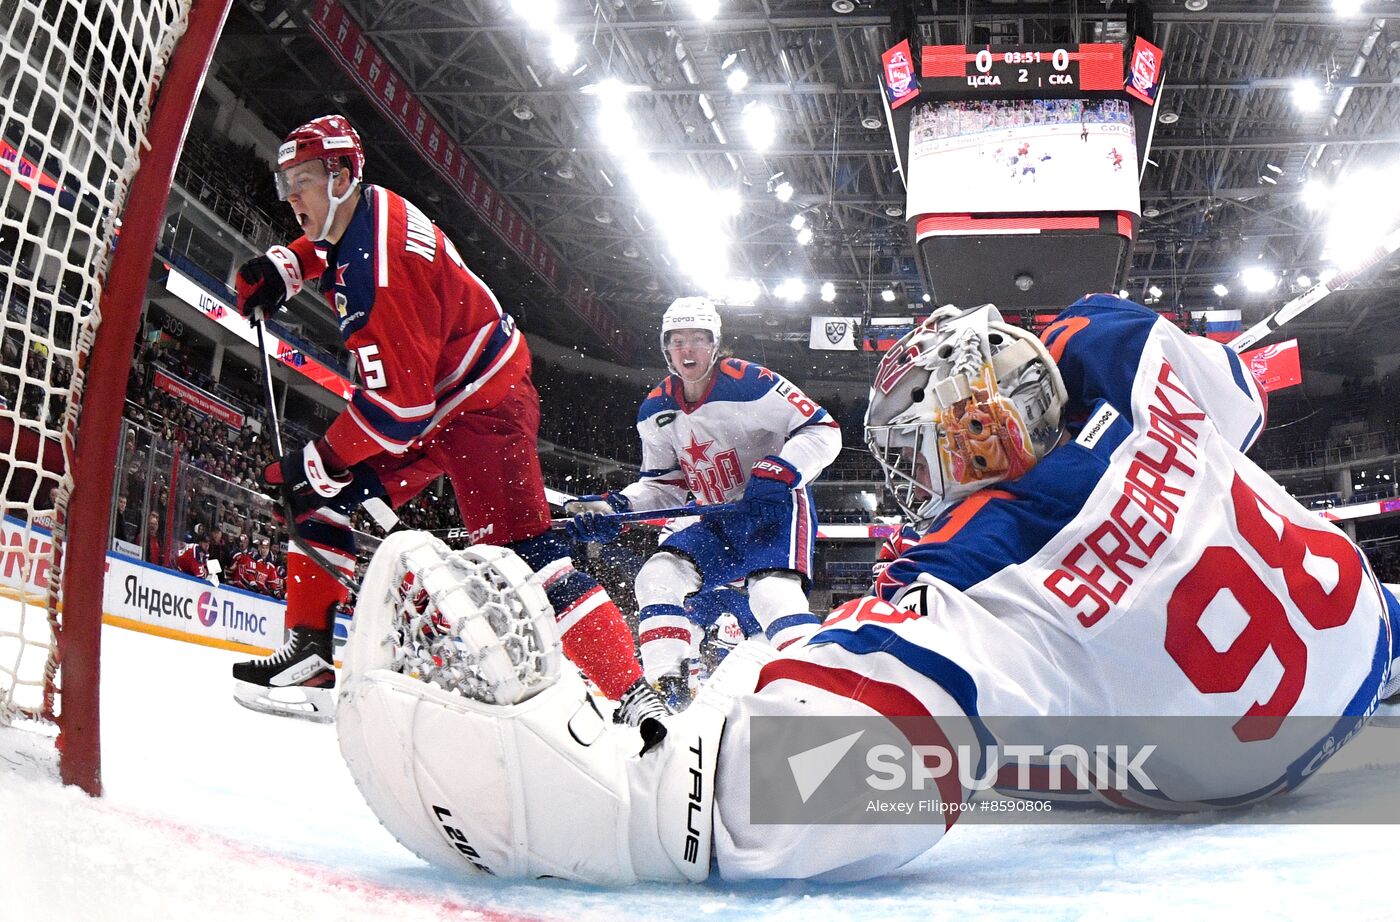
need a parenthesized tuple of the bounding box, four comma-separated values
(1230, 226, 1400, 352)
(550, 502, 744, 529)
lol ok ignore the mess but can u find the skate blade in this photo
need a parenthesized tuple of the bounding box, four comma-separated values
(233, 680, 335, 724)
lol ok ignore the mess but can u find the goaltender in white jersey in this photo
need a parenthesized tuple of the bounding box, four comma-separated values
(337, 295, 1398, 885)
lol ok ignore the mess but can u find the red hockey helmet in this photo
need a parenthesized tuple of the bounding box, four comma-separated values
(274, 114, 364, 199)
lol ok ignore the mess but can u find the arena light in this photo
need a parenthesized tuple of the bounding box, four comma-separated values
(1333, 0, 1363, 15)
(596, 100, 637, 151)
(514, 0, 558, 18)
(820, 281, 837, 302)
(580, 79, 651, 97)
(1241, 266, 1278, 293)
(714, 188, 743, 217)
(1296, 273, 1313, 288)
(1213, 283, 1230, 297)
(549, 33, 578, 72)
(881, 288, 896, 303)
(743, 102, 776, 151)
(1323, 166, 1400, 262)
(688, 0, 719, 20)
(774, 181, 794, 203)
(726, 69, 749, 93)
(796, 227, 813, 245)
(790, 214, 806, 230)
(720, 278, 761, 306)
(775, 278, 806, 302)
(1291, 79, 1323, 112)
(1148, 284, 1164, 299)
(1302, 179, 1330, 210)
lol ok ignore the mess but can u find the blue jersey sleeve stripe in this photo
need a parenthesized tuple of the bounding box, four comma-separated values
(1241, 414, 1263, 452)
(1221, 343, 1252, 398)
(808, 622, 982, 718)
(351, 391, 431, 442)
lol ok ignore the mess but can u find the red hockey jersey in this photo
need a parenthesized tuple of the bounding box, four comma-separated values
(286, 186, 529, 467)
(229, 551, 263, 593)
(175, 543, 208, 580)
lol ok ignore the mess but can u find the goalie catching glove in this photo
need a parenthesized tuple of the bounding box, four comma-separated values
(235, 245, 304, 322)
(337, 530, 774, 884)
(563, 492, 631, 544)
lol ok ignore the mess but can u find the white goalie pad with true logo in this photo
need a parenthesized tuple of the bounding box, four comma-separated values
(336, 531, 749, 884)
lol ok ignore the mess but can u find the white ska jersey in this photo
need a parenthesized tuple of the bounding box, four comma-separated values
(713, 295, 1397, 882)
(619, 358, 842, 510)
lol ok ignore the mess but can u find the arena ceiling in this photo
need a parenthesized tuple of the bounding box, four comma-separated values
(212, 0, 1400, 380)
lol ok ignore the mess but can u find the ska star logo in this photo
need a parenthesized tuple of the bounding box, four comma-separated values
(683, 433, 714, 464)
(335, 263, 349, 287)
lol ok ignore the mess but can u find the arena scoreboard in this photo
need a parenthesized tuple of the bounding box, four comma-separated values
(879, 35, 1165, 311)
(920, 43, 1129, 98)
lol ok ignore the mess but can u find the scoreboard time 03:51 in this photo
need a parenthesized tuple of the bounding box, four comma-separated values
(921, 43, 1127, 96)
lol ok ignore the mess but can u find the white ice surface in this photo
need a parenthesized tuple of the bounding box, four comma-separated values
(3, 624, 1398, 922)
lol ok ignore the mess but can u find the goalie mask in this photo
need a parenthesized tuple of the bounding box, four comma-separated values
(275, 115, 365, 241)
(660, 296, 722, 382)
(865, 304, 1067, 529)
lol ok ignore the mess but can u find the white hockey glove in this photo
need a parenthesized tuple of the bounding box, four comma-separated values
(337, 531, 771, 884)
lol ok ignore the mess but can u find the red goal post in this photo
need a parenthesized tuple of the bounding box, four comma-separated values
(0, 0, 232, 795)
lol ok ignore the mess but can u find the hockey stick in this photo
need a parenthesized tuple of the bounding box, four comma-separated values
(1230, 226, 1400, 352)
(253, 317, 362, 594)
(550, 501, 744, 529)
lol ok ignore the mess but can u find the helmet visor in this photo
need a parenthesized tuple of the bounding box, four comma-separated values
(274, 161, 327, 201)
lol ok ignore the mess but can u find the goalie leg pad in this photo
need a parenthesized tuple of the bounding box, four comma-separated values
(339, 665, 645, 882)
(337, 530, 767, 884)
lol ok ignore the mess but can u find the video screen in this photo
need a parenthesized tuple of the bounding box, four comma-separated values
(906, 98, 1139, 217)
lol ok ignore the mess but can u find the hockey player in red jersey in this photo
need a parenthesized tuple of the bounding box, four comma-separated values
(175, 532, 210, 581)
(335, 297, 1400, 884)
(229, 115, 661, 724)
(228, 537, 262, 594)
(254, 539, 284, 600)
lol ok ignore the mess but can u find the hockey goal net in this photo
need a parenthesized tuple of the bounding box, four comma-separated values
(0, 0, 230, 794)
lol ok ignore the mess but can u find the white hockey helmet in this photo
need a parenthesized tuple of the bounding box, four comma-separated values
(864, 304, 1067, 529)
(660, 296, 722, 378)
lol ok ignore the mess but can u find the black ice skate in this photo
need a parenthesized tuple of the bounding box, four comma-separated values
(613, 677, 673, 752)
(232, 627, 336, 723)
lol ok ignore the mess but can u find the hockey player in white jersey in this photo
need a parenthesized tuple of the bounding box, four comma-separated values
(564, 297, 842, 705)
(336, 294, 1399, 885)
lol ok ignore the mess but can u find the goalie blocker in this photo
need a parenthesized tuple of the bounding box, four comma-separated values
(337, 531, 766, 883)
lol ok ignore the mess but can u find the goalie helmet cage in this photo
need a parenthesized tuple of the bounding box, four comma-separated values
(0, 0, 232, 795)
